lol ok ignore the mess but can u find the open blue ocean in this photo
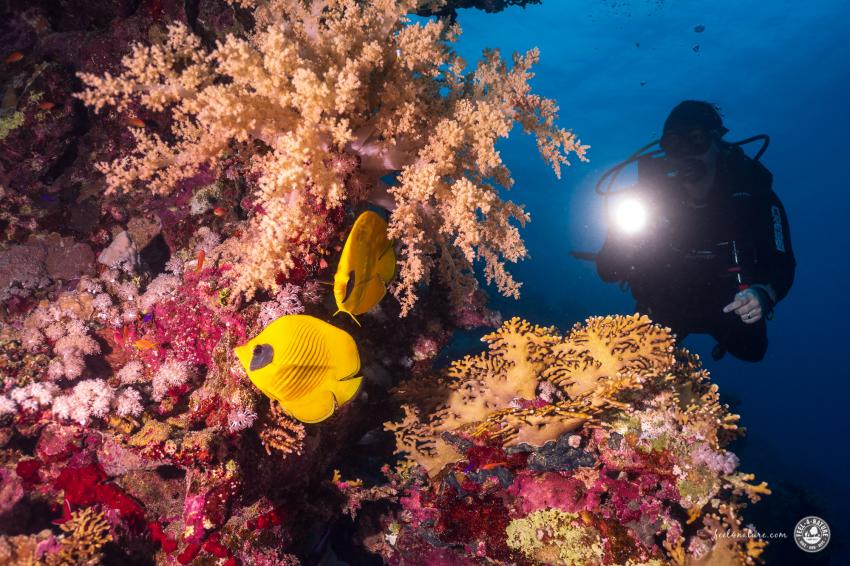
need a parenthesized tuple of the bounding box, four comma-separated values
(441, 1, 849, 563)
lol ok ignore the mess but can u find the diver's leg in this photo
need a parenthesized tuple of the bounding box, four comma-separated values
(712, 315, 768, 362)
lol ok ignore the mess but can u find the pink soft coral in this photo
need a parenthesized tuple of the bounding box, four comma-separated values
(152, 360, 194, 401)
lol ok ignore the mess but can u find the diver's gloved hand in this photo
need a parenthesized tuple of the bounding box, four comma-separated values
(722, 288, 768, 324)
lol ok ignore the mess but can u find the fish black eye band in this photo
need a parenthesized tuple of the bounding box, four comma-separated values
(250, 344, 275, 371)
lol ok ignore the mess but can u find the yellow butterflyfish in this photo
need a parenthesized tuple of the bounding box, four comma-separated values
(234, 314, 362, 423)
(334, 210, 396, 325)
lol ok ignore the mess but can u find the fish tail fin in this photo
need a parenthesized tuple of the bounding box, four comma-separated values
(332, 309, 342, 318)
(331, 375, 363, 407)
(318, 281, 334, 286)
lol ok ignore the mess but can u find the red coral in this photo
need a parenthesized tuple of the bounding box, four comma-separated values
(143, 269, 246, 368)
(508, 472, 591, 515)
(148, 521, 178, 553)
(433, 489, 513, 560)
(203, 532, 230, 558)
(247, 508, 284, 531)
(15, 459, 43, 487)
(54, 463, 146, 529)
(177, 541, 202, 564)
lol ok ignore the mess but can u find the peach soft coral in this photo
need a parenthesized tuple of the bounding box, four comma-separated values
(76, 0, 588, 315)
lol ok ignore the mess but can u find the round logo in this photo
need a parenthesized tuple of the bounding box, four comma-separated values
(793, 516, 830, 552)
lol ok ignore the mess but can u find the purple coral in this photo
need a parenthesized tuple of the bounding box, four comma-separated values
(691, 442, 740, 475)
(256, 283, 305, 327)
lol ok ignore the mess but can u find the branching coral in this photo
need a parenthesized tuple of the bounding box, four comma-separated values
(49, 507, 113, 566)
(386, 315, 674, 476)
(77, 0, 587, 315)
(378, 315, 766, 565)
(257, 401, 306, 456)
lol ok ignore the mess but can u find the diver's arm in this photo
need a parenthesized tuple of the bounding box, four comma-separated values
(751, 188, 796, 307)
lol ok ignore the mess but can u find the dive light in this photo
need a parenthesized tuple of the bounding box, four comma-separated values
(612, 196, 648, 234)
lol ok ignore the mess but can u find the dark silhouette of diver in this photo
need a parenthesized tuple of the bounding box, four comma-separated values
(593, 101, 796, 362)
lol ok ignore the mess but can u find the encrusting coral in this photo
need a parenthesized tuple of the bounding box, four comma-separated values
(373, 315, 769, 564)
(76, 0, 588, 315)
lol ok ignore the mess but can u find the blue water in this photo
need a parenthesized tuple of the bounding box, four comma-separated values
(444, 1, 850, 562)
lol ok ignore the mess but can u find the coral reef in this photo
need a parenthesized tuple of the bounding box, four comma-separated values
(76, 0, 587, 315)
(0, 0, 771, 564)
(368, 315, 769, 564)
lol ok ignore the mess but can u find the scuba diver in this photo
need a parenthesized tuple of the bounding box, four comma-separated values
(592, 100, 795, 362)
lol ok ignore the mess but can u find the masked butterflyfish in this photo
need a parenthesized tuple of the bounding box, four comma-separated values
(334, 209, 396, 324)
(234, 314, 362, 423)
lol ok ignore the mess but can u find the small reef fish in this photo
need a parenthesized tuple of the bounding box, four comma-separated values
(133, 338, 157, 351)
(4, 51, 24, 64)
(38, 101, 55, 110)
(212, 207, 225, 217)
(127, 117, 146, 128)
(333, 210, 395, 325)
(235, 314, 362, 423)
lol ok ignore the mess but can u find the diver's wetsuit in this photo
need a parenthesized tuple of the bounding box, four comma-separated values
(596, 143, 796, 361)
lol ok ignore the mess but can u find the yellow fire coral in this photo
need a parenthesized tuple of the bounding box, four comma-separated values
(544, 314, 676, 405)
(506, 509, 604, 565)
(77, 0, 587, 314)
(386, 314, 679, 476)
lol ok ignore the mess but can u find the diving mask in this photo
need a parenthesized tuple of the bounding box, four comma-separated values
(660, 128, 712, 158)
